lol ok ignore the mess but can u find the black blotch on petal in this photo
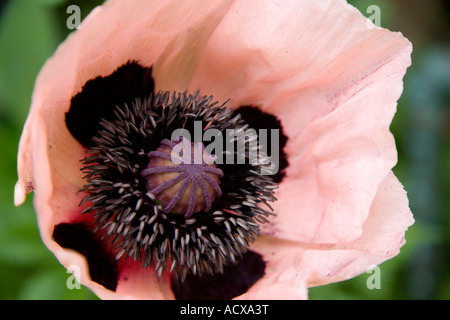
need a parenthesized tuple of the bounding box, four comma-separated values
(171, 250, 265, 300)
(65, 61, 154, 147)
(52, 222, 119, 291)
(235, 106, 289, 183)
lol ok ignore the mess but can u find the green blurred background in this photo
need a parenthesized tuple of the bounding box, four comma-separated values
(0, 0, 448, 300)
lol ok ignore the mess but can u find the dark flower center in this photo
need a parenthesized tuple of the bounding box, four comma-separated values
(57, 61, 289, 298)
(76, 90, 276, 280)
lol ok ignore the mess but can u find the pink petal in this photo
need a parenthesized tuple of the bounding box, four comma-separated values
(269, 40, 411, 243)
(243, 171, 413, 298)
(184, 0, 411, 243)
(101, 262, 174, 300)
(16, 0, 235, 298)
(15, 116, 34, 206)
(16, 0, 236, 199)
(237, 236, 310, 300)
(304, 171, 414, 287)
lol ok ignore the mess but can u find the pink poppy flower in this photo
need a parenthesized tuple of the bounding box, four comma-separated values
(15, 0, 413, 300)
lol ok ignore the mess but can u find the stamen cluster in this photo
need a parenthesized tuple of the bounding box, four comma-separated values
(80, 91, 277, 279)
